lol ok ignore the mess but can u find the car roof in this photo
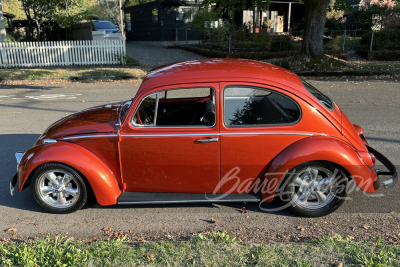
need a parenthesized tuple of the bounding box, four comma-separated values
(136, 59, 308, 97)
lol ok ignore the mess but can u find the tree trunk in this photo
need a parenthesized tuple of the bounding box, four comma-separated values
(301, 0, 330, 57)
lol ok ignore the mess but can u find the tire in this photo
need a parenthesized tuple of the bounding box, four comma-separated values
(30, 163, 88, 214)
(279, 162, 348, 217)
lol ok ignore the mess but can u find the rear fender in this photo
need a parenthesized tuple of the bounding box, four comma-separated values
(261, 136, 378, 203)
(17, 141, 121, 206)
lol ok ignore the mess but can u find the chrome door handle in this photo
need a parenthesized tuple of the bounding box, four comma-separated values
(196, 137, 218, 143)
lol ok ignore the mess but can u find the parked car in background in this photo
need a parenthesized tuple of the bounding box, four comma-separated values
(10, 59, 397, 217)
(93, 20, 120, 33)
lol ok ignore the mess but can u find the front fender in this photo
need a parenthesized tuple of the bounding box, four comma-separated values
(17, 141, 122, 206)
(261, 136, 378, 202)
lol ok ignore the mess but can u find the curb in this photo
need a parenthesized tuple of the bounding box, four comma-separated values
(0, 75, 143, 83)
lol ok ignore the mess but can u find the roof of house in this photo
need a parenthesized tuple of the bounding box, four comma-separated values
(136, 58, 306, 97)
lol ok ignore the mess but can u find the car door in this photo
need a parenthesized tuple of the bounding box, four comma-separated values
(219, 82, 309, 193)
(119, 84, 220, 193)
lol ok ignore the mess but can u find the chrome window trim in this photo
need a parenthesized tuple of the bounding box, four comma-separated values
(131, 92, 158, 127)
(222, 85, 302, 128)
(130, 87, 217, 129)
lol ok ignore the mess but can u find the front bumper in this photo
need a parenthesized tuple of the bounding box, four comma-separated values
(10, 173, 17, 196)
(367, 145, 397, 189)
(10, 152, 25, 196)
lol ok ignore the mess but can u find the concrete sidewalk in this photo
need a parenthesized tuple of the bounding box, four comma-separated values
(126, 43, 205, 68)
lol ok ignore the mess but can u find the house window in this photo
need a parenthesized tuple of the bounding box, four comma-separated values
(125, 13, 131, 32)
(152, 8, 158, 24)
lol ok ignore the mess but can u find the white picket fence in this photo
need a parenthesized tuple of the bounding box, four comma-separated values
(0, 40, 126, 67)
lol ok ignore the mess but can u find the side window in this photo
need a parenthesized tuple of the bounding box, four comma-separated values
(132, 93, 157, 126)
(224, 86, 301, 127)
(157, 88, 215, 127)
(132, 88, 216, 127)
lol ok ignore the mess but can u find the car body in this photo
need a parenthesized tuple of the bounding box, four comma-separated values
(93, 20, 119, 33)
(10, 59, 397, 216)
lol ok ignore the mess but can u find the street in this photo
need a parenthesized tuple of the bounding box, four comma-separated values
(0, 78, 399, 242)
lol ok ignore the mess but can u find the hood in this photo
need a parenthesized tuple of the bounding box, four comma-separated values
(36, 103, 121, 144)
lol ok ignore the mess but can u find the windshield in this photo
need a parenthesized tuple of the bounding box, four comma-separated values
(94, 21, 117, 29)
(302, 80, 334, 110)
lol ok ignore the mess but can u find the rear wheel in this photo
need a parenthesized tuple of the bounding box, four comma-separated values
(30, 163, 88, 214)
(280, 162, 348, 217)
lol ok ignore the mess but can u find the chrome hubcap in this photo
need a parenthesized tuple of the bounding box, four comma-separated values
(37, 169, 79, 208)
(291, 166, 339, 210)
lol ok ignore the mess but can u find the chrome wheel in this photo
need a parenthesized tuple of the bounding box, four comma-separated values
(37, 169, 80, 209)
(291, 166, 339, 210)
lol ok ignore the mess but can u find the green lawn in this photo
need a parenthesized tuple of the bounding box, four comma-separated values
(0, 67, 147, 81)
(1, 233, 399, 266)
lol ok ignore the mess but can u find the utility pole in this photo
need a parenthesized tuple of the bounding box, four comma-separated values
(119, 0, 124, 37)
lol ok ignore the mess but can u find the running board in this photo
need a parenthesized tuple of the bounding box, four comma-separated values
(117, 192, 260, 205)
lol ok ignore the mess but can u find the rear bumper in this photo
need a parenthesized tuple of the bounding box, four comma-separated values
(367, 145, 397, 189)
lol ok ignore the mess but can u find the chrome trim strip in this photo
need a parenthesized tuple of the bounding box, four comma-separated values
(123, 133, 220, 137)
(220, 132, 313, 136)
(62, 132, 314, 140)
(43, 139, 57, 144)
(63, 134, 118, 140)
(15, 152, 25, 164)
(122, 132, 313, 138)
(118, 199, 260, 205)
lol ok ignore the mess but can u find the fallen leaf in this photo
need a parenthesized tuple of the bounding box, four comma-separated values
(348, 236, 355, 240)
(5, 228, 17, 234)
(241, 207, 248, 214)
(362, 224, 370, 230)
(333, 262, 343, 267)
(102, 227, 113, 232)
(3, 238, 10, 242)
(297, 225, 304, 231)
(252, 254, 256, 259)
(82, 100, 85, 102)
(210, 217, 218, 223)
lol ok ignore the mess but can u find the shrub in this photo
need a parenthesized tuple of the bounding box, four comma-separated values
(360, 30, 400, 50)
(269, 39, 298, 52)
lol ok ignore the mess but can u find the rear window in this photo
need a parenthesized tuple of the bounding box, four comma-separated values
(302, 80, 334, 110)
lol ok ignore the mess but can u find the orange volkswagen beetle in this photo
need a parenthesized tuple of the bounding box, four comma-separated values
(10, 59, 397, 217)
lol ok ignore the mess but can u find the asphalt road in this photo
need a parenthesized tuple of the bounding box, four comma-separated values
(0, 78, 399, 242)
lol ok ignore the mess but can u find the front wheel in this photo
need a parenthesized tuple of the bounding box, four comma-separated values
(280, 162, 348, 217)
(30, 163, 88, 214)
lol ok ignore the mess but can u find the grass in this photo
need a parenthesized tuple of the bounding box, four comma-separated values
(1, 233, 400, 266)
(0, 67, 148, 81)
(265, 54, 400, 73)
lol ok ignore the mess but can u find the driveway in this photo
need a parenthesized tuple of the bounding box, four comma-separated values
(125, 43, 205, 68)
(0, 78, 399, 243)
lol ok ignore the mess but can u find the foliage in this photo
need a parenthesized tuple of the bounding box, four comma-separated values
(187, 6, 218, 37)
(2, 0, 26, 20)
(1, 234, 400, 266)
(270, 39, 298, 52)
(360, 30, 400, 50)
(346, 0, 399, 30)
(325, 18, 346, 31)
(326, 0, 345, 20)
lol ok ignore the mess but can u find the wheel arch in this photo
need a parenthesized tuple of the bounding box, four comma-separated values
(17, 141, 122, 206)
(260, 135, 378, 203)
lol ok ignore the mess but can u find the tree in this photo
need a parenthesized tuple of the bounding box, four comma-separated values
(2, 0, 26, 20)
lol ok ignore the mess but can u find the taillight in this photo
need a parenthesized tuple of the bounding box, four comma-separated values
(368, 152, 376, 165)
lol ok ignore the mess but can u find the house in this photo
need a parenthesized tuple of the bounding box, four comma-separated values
(124, 0, 200, 46)
(236, 0, 305, 33)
